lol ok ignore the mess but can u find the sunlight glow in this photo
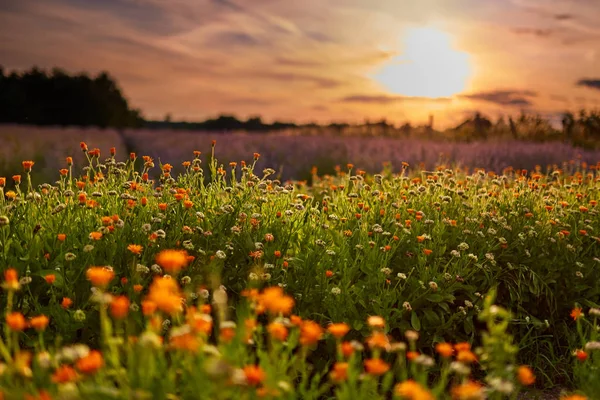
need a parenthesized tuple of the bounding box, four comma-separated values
(373, 27, 472, 98)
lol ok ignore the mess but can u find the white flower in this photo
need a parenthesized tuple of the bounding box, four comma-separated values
(331, 287, 341, 295)
(458, 242, 469, 251)
(450, 250, 461, 258)
(397, 273, 407, 280)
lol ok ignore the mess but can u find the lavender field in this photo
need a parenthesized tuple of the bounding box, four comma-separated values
(2, 124, 599, 181)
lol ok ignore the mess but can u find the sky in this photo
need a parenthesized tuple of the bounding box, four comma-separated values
(1, 0, 600, 128)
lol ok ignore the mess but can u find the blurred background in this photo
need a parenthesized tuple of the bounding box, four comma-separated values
(1, 0, 599, 184)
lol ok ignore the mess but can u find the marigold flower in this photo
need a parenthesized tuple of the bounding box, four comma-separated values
(325, 270, 334, 278)
(133, 284, 143, 293)
(454, 342, 471, 352)
(243, 365, 265, 386)
(575, 349, 588, 362)
(0, 177, 5, 187)
(327, 323, 350, 339)
(3, 268, 20, 291)
(52, 364, 78, 383)
(86, 267, 114, 288)
(142, 300, 158, 316)
(571, 307, 583, 321)
(451, 381, 484, 400)
(559, 395, 587, 400)
(44, 274, 55, 285)
(436, 342, 454, 358)
(300, 320, 324, 346)
(367, 332, 390, 350)
(89, 231, 103, 240)
(57, 233, 66, 242)
(61, 297, 73, 309)
(517, 365, 535, 386)
(456, 350, 477, 364)
(340, 341, 354, 358)
(110, 296, 130, 320)
(155, 249, 189, 274)
(13, 175, 21, 184)
(29, 315, 49, 331)
(395, 379, 435, 400)
(145, 277, 184, 315)
(75, 350, 103, 374)
(330, 362, 349, 383)
(6, 312, 27, 331)
(22, 161, 34, 172)
(127, 244, 143, 255)
(259, 287, 295, 315)
(423, 249, 433, 256)
(364, 358, 390, 376)
(267, 321, 288, 341)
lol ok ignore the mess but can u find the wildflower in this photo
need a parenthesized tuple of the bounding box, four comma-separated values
(73, 310, 86, 322)
(44, 274, 55, 285)
(110, 296, 130, 320)
(2, 268, 20, 291)
(331, 287, 341, 295)
(451, 381, 484, 400)
(61, 297, 73, 309)
(366, 332, 390, 350)
(86, 267, 114, 288)
(259, 287, 295, 315)
(52, 365, 78, 383)
(243, 365, 265, 386)
(155, 249, 189, 274)
(517, 365, 536, 386)
(127, 244, 143, 255)
(29, 315, 49, 331)
(327, 323, 350, 339)
(267, 321, 288, 341)
(395, 380, 434, 400)
(75, 350, 103, 374)
(364, 358, 390, 376)
(89, 231, 103, 240)
(57, 233, 66, 242)
(6, 312, 27, 331)
(423, 249, 433, 256)
(22, 160, 34, 172)
(64, 252, 76, 261)
(571, 307, 584, 321)
(368, 316, 385, 329)
(559, 396, 587, 400)
(575, 349, 588, 362)
(457, 350, 478, 364)
(300, 320, 324, 346)
(330, 362, 349, 383)
(436, 342, 454, 358)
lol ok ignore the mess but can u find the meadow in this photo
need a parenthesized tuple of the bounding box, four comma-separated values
(0, 135, 599, 399)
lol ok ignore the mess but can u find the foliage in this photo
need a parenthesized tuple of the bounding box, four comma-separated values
(0, 143, 599, 398)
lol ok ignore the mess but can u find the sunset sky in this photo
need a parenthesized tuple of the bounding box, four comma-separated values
(1, 0, 600, 128)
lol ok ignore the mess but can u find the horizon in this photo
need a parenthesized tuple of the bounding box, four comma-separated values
(1, 0, 600, 130)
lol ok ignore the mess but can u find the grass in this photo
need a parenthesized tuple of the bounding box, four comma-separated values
(0, 141, 598, 399)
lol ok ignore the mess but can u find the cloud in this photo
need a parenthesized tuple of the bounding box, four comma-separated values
(250, 72, 343, 89)
(460, 90, 538, 106)
(512, 27, 553, 37)
(340, 94, 452, 104)
(554, 14, 573, 21)
(210, 31, 262, 47)
(576, 79, 600, 90)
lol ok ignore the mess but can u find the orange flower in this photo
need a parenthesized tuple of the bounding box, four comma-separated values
(300, 320, 324, 346)
(395, 379, 435, 400)
(170, 333, 200, 353)
(436, 343, 454, 358)
(52, 365, 78, 383)
(454, 342, 471, 352)
(141, 300, 158, 316)
(0, 177, 5, 187)
(6, 312, 27, 331)
(86, 267, 115, 288)
(76, 350, 103, 374)
(340, 341, 355, 358)
(243, 365, 265, 386)
(155, 249, 189, 274)
(571, 307, 583, 321)
(364, 358, 390, 376)
(133, 284, 143, 293)
(259, 287, 295, 315)
(13, 175, 21, 184)
(89, 231, 103, 240)
(423, 249, 433, 256)
(44, 274, 56, 285)
(3, 268, 20, 291)
(145, 277, 184, 315)
(57, 233, 66, 242)
(560, 395, 587, 400)
(456, 350, 478, 364)
(22, 161, 35, 172)
(127, 244, 143, 255)
(329, 362, 349, 383)
(517, 365, 536, 386)
(327, 323, 350, 339)
(267, 321, 288, 341)
(451, 381, 484, 400)
(325, 270, 334, 278)
(110, 296, 130, 320)
(29, 315, 49, 331)
(575, 350, 588, 362)
(61, 297, 73, 309)
(366, 332, 390, 350)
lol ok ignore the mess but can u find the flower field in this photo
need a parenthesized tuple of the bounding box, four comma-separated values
(0, 141, 599, 399)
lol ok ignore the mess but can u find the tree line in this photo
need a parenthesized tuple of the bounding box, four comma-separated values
(0, 66, 599, 146)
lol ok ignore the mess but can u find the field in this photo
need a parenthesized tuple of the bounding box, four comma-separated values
(0, 131, 599, 399)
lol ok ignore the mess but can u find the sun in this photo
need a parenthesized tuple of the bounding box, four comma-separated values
(373, 27, 472, 98)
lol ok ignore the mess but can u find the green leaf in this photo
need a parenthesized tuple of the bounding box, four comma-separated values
(464, 317, 474, 335)
(423, 309, 441, 326)
(411, 311, 421, 331)
(353, 320, 364, 331)
(426, 294, 444, 303)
